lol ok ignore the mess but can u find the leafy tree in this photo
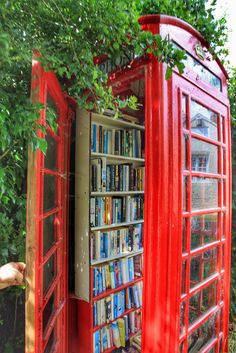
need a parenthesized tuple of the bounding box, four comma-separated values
(0, 0, 232, 351)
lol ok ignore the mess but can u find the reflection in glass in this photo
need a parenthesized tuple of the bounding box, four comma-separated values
(43, 292, 55, 333)
(188, 313, 217, 352)
(190, 248, 217, 288)
(182, 95, 187, 129)
(47, 94, 58, 134)
(192, 177, 218, 210)
(182, 135, 188, 170)
(182, 260, 187, 294)
(44, 330, 55, 353)
(44, 174, 56, 212)
(191, 213, 218, 250)
(183, 176, 188, 212)
(191, 100, 218, 140)
(43, 254, 56, 295)
(44, 215, 56, 255)
(191, 138, 218, 174)
(180, 301, 186, 335)
(189, 281, 217, 325)
(44, 133, 58, 171)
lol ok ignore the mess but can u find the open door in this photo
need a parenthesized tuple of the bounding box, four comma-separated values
(25, 55, 72, 353)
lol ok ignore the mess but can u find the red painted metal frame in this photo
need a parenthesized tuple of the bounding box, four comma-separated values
(26, 57, 72, 353)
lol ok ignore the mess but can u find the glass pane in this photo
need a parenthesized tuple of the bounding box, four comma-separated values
(44, 215, 56, 255)
(190, 248, 218, 288)
(188, 313, 217, 352)
(44, 330, 55, 353)
(183, 176, 189, 212)
(191, 100, 218, 140)
(220, 275, 224, 302)
(180, 301, 186, 335)
(189, 281, 217, 325)
(43, 292, 55, 333)
(182, 260, 187, 294)
(223, 180, 226, 207)
(47, 94, 58, 134)
(182, 218, 187, 253)
(222, 213, 226, 239)
(191, 138, 218, 174)
(44, 174, 56, 212)
(222, 244, 225, 270)
(182, 134, 188, 170)
(220, 307, 223, 332)
(182, 95, 187, 129)
(192, 177, 218, 210)
(43, 254, 56, 295)
(221, 116, 225, 143)
(44, 133, 58, 171)
(222, 148, 226, 175)
(191, 213, 218, 250)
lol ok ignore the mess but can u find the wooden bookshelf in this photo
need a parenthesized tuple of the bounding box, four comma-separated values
(91, 220, 144, 232)
(91, 191, 144, 197)
(91, 152, 145, 163)
(92, 112, 145, 131)
(75, 108, 145, 353)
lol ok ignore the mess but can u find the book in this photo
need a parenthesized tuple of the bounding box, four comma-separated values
(117, 318, 126, 347)
(112, 322, 121, 348)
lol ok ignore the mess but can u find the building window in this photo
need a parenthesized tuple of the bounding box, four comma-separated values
(192, 154, 208, 172)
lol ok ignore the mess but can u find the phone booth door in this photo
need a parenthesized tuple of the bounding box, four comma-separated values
(174, 75, 231, 353)
(25, 57, 72, 353)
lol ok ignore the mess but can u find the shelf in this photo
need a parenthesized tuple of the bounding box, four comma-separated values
(91, 152, 145, 163)
(91, 220, 144, 231)
(91, 249, 144, 266)
(93, 307, 142, 332)
(91, 112, 145, 131)
(92, 276, 143, 302)
(91, 191, 144, 197)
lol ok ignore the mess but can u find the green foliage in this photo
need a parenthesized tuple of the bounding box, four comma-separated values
(0, 0, 233, 351)
(137, 0, 229, 61)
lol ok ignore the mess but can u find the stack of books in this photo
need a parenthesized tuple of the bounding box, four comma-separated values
(93, 283, 142, 327)
(91, 158, 145, 192)
(93, 311, 142, 353)
(91, 123, 144, 159)
(93, 254, 143, 296)
(90, 196, 144, 227)
(90, 225, 143, 261)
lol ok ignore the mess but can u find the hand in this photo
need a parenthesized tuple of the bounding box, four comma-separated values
(0, 262, 26, 289)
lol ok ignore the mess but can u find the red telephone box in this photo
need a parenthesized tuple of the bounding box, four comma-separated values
(26, 15, 231, 353)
